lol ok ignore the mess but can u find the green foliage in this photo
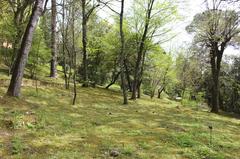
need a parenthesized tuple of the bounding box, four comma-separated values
(11, 137, 24, 155)
(174, 134, 199, 147)
(122, 145, 135, 156)
(187, 9, 240, 46)
(27, 27, 51, 79)
(143, 47, 176, 97)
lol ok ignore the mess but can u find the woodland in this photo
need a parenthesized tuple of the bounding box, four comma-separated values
(0, 0, 240, 158)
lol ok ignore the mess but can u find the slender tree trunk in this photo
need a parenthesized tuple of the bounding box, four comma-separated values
(61, 0, 69, 89)
(72, 6, 77, 105)
(7, 0, 45, 97)
(131, 0, 155, 100)
(137, 80, 142, 98)
(137, 50, 146, 99)
(124, 59, 132, 91)
(119, 0, 128, 104)
(82, 0, 89, 87)
(131, 53, 142, 100)
(157, 67, 169, 98)
(105, 71, 121, 89)
(50, 0, 58, 78)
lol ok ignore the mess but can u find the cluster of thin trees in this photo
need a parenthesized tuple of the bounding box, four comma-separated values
(1, 0, 240, 113)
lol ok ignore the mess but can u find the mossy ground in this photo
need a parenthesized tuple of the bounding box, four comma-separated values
(0, 82, 239, 158)
(0, 60, 240, 159)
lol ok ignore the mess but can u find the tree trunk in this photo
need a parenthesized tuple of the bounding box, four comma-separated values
(158, 86, 164, 98)
(82, 0, 89, 87)
(7, 0, 45, 97)
(211, 74, 220, 113)
(72, 6, 77, 105)
(119, 0, 128, 104)
(105, 71, 121, 89)
(131, 0, 155, 100)
(137, 80, 142, 98)
(124, 59, 132, 91)
(61, 0, 69, 89)
(137, 49, 147, 99)
(50, 0, 58, 78)
(210, 48, 223, 113)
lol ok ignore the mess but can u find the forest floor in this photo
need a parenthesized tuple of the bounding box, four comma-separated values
(0, 73, 240, 158)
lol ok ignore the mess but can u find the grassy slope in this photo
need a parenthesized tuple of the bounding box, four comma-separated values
(0, 64, 239, 159)
(0, 84, 239, 159)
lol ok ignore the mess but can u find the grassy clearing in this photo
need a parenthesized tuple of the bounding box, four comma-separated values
(0, 85, 239, 159)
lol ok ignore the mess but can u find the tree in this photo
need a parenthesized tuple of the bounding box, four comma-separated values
(144, 47, 173, 99)
(7, 0, 48, 97)
(50, 0, 58, 78)
(119, 0, 128, 104)
(27, 27, 51, 79)
(95, 0, 128, 104)
(130, 0, 155, 100)
(81, 0, 99, 87)
(187, 0, 240, 113)
(0, 1, 33, 75)
(129, 0, 178, 100)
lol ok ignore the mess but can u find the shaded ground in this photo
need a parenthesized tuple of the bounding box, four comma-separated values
(0, 85, 239, 159)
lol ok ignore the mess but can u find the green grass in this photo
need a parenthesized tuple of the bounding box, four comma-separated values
(0, 84, 240, 158)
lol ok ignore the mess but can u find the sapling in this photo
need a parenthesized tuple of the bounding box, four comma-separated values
(208, 125, 213, 146)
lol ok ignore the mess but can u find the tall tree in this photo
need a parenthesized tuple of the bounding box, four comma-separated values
(119, 0, 128, 104)
(50, 0, 58, 78)
(7, 0, 47, 97)
(98, 0, 128, 104)
(81, 0, 99, 87)
(131, 0, 155, 100)
(187, 0, 240, 113)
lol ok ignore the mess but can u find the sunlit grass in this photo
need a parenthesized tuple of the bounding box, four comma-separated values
(0, 84, 239, 158)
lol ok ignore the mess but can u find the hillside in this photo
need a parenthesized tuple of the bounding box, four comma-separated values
(0, 81, 239, 159)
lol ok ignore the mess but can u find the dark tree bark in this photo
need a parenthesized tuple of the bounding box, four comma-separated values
(137, 49, 147, 99)
(124, 59, 132, 92)
(131, 0, 155, 100)
(210, 44, 223, 113)
(71, 4, 77, 105)
(119, 0, 128, 104)
(50, 0, 58, 78)
(81, 0, 88, 86)
(157, 66, 169, 98)
(61, 0, 68, 89)
(105, 71, 121, 89)
(81, 0, 99, 87)
(7, 0, 45, 97)
(158, 86, 164, 98)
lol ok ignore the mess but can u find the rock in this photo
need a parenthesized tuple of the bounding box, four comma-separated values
(110, 150, 120, 157)
(175, 97, 182, 101)
(25, 111, 35, 115)
(3, 119, 14, 129)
